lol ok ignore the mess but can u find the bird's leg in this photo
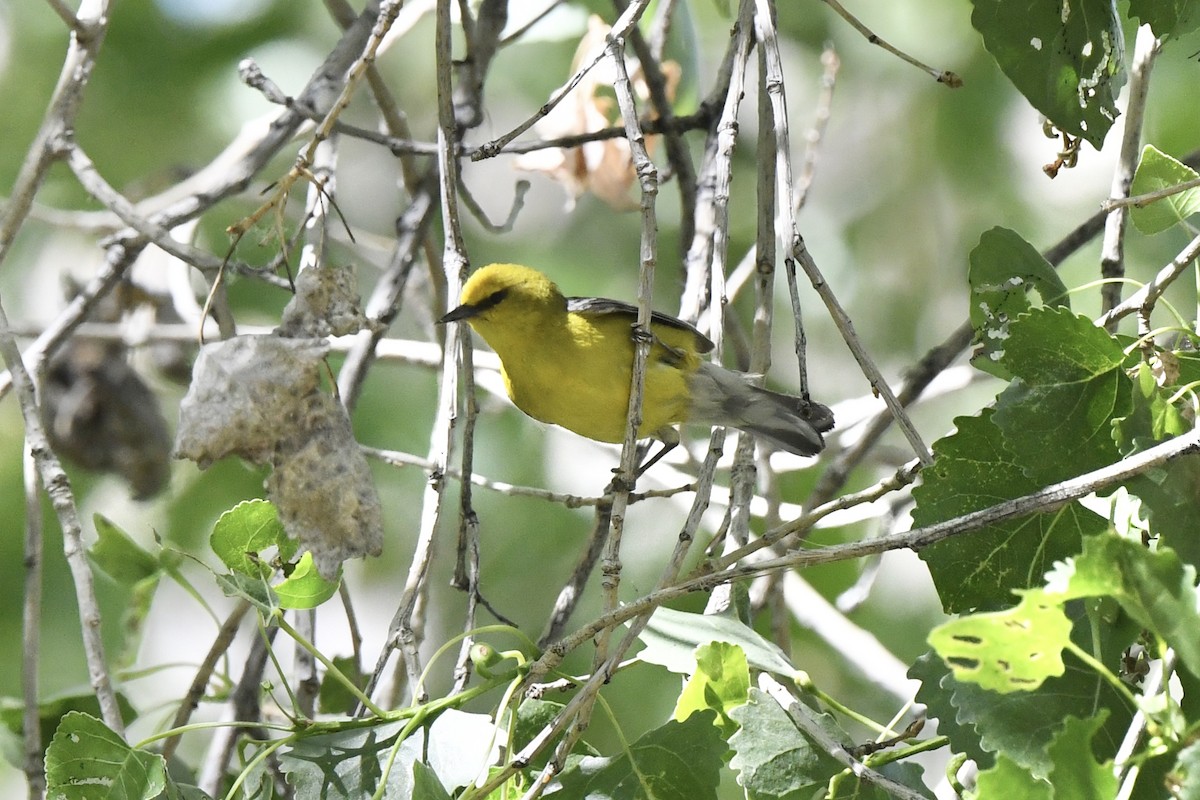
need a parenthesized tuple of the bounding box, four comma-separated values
(634, 440, 678, 477)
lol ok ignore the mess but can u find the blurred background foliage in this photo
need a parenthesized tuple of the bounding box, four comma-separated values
(2, 0, 1199, 794)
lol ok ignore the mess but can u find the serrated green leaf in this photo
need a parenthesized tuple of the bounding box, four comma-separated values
(1045, 534, 1200, 678)
(210, 499, 290, 578)
(1128, 0, 1200, 38)
(972, 753, 1052, 799)
(1130, 145, 1200, 234)
(1000, 307, 1126, 384)
(0, 691, 137, 756)
(912, 648, 1128, 779)
(273, 551, 339, 609)
(970, 0, 1124, 148)
(993, 308, 1131, 484)
(279, 720, 415, 799)
(639, 606, 796, 677)
(45, 711, 166, 800)
(968, 228, 1069, 379)
(909, 653, 992, 770)
(914, 412, 1107, 612)
(556, 712, 725, 800)
(673, 641, 750, 735)
(728, 689, 844, 799)
(929, 590, 1071, 692)
(1046, 714, 1116, 800)
(89, 514, 160, 585)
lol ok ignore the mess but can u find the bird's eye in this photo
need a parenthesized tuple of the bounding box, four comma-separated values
(474, 288, 508, 312)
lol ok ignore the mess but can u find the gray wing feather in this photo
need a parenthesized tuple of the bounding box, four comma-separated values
(566, 296, 715, 353)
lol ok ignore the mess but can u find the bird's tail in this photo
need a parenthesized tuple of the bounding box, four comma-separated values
(687, 361, 834, 456)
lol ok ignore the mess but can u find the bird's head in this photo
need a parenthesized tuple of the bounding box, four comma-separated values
(440, 263, 566, 327)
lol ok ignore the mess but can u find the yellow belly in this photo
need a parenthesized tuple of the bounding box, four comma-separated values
(498, 316, 696, 443)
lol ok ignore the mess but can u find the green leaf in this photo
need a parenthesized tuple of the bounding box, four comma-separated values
(968, 227, 1069, 379)
(1045, 533, 1200, 678)
(1174, 740, 1200, 799)
(422, 710, 501, 790)
(993, 308, 1131, 485)
(45, 711, 166, 800)
(909, 653, 991, 770)
(510, 699, 599, 772)
(672, 641, 750, 736)
(928, 590, 1071, 692)
(214, 572, 275, 613)
(411, 760, 451, 800)
(1114, 363, 1191, 451)
(1046, 714, 1117, 800)
(272, 551, 340, 609)
(970, 0, 1124, 148)
(1000, 306, 1126, 385)
(0, 691, 137, 756)
(1128, 2, 1200, 43)
(639, 606, 796, 677)
(87, 515, 164, 668)
(1130, 145, 1200, 234)
(913, 412, 1106, 612)
(728, 689, 845, 799)
(555, 712, 725, 800)
(317, 656, 366, 716)
(911, 649, 1129, 778)
(972, 754, 1052, 799)
(210, 499, 291, 578)
(279, 719, 415, 799)
(89, 514, 160, 585)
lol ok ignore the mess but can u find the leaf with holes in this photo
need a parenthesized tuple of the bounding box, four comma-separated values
(971, 0, 1124, 148)
(928, 590, 1071, 692)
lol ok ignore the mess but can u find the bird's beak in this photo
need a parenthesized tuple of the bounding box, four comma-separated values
(439, 303, 477, 324)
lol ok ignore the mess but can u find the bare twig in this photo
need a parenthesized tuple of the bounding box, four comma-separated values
(0, 0, 110, 269)
(1100, 25, 1162, 324)
(820, 0, 961, 87)
(1104, 175, 1200, 211)
(472, 0, 655, 160)
(22, 441, 45, 799)
(1096, 231, 1200, 329)
(754, 0, 932, 464)
(759, 675, 929, 800)
(0, 297, 124, 735)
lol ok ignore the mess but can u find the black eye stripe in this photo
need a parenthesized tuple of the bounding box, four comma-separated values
(474, 287, 508, 312)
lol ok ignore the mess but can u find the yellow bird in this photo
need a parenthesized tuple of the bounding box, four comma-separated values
(440, 264, 834, 459)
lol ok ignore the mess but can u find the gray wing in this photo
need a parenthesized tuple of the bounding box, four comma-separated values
(566, 296, 715, 353)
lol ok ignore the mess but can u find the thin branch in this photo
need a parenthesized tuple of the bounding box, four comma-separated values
(0, 0, 110, 269)
(759, 675, 929, 800)
(1096, 231, 1200, 329)
(22, 441, 45, 799)
(44, 0, 83, 31)
(820, 0, 961, 87)
(1104, 175, 1200, 211)
(0, 296, 124, 735)
(534, 423, 1200, 674)
(754, 0, 931, 463)
(1100, 25, 1162, 324)
(471, 0, 655, 160)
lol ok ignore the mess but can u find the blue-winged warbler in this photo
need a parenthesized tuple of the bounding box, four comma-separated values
(440, 264, 834, 457)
